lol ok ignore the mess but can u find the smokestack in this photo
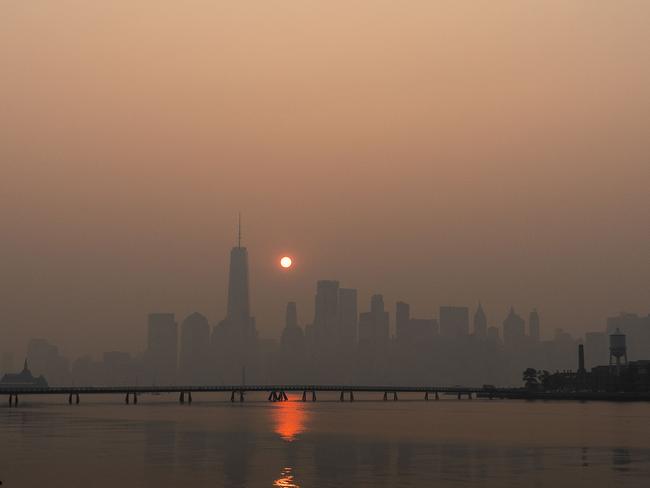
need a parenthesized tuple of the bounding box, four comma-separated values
(578, 344, 586, 374)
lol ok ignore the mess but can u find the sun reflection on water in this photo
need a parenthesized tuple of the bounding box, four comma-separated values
(274, 466, 300, 487)
(272, 396, 308, 442)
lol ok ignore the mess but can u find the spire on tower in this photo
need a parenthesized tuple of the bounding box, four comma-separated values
(237, 212, 242, 248)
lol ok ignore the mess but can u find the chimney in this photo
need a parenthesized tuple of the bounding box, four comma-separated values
(578, 344, 586, 374)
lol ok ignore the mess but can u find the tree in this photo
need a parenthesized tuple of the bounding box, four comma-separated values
(523, 368, 539, 389)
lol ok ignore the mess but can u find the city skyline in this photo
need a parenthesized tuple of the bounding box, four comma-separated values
(2, 2, 649, 360)
(5, 213, 638, 357)
(4, 234, 648, 390)
(2, 2, 649, 487)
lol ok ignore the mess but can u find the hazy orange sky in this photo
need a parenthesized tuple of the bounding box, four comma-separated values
(1, 1, 649, 358)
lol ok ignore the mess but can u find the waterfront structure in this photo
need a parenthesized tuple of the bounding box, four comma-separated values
(609, 328, 628, 371)
(1, 359, 48, 387)
(606, 312, 650, 359)
(26, 338, 69, 385)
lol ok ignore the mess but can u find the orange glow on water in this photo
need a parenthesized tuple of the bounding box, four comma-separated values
(272, 397, 307, 442)
(274, 467, 300, 488)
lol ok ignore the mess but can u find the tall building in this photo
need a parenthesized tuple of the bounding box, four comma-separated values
(396, 301, 435, 344)
(371, 294, 390, 345)
(529, 309, 540, 342)
(358, 295, 390, 346)
(179, 312, 211, 385)
(338, 288, 358, 347)
(313, 280, 340, 347)
(357, 294, 390, 384)
(279, 302, 306, 383)
(281, 302, 304, 351)
(502, 307, 525, 348)
(224, 219, 255, 341)
(211, 218, 258, 383)
(473, 303, 487, 338)
(396, 301, 410, 341)
(439, 306, 469, 338)
(146, 313, 178, 385)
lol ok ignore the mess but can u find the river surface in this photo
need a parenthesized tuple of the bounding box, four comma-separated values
(1, 393, 650, 487)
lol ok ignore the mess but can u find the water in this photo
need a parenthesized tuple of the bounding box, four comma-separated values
(2, 392, 650, 487)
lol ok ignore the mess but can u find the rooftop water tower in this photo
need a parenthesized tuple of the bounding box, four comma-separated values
(609, 328, 628, 372)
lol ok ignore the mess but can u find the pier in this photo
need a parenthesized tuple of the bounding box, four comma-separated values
(1, 384, 507, 406)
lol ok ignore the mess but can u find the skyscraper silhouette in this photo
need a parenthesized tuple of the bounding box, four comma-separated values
(281, 301, 303, 351)
(313, 280, 340, 347)
(225, 214, 255, 339)
(211, 216, 258, 383)
(358, 294, 390, 383)
(502, 307, 525, 348)
(280, 301, 306, 383)
(179, 312, 211, 384)
(473, 302, 487, 338)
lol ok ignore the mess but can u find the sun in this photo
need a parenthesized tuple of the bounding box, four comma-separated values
(280, 256, 293, 269)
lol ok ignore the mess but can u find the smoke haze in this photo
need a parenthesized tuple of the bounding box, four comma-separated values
(1, 0, 649, 357)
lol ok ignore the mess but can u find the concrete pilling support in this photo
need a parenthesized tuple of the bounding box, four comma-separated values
(231, 390, 245, 402)
(268, 390, 288, 402)
(339, 391, 354, 402)
(67, 393, 81, 405)
(125, 392, 138, 404)
(8, 394, 19, 407)
(300, 390, 317, 401)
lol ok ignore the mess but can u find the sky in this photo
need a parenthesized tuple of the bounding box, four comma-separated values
(1, 0, 649, 359)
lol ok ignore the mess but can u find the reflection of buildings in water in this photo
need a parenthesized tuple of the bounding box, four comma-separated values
(581, 447, 589, 467)
(144, 421, 177, 486)
(272, 399, 308, 442)
(313, 439, 360, 485)
(221, 431, 254, 488)
(175, 429, 209, 475)
(612, 448, 631, 471)
(274, 466, 300, 488)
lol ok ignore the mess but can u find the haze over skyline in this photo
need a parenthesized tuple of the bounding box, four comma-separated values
(1, 1, 649, 357)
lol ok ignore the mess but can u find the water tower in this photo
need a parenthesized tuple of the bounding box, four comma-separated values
(609, 328, 628, 372)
